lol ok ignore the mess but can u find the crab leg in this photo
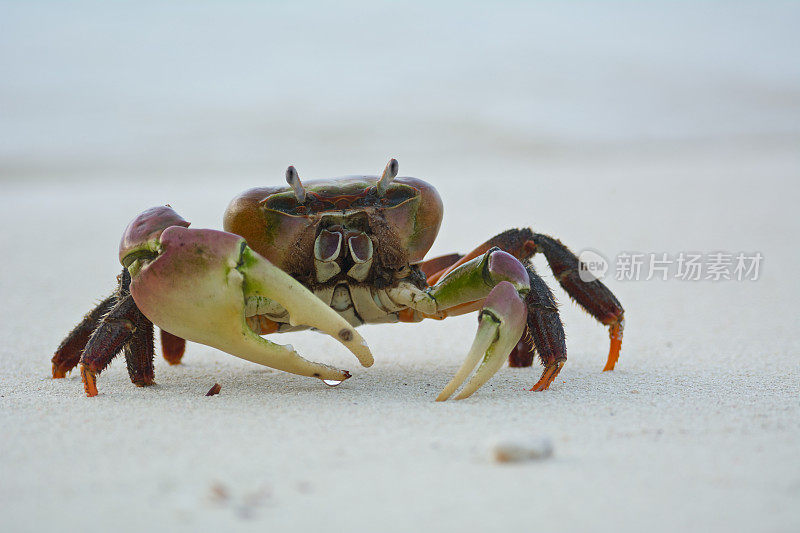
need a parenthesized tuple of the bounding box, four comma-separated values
(160, 329, 186, 365)
(80, 284, 140, 396)
(524, 267, 568, 391)
(76, 269, 162, 396)
(122, 313, 155, 387)
(530, 233, 624, 371)
(52, 293, 116, 378)
(128, 225, 372, 383)
(417, 253, 463, 281)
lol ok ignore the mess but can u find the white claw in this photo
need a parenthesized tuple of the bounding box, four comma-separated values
(436, 282, 527, 401)
(436, 318, 496, 401)
(453, 319, 516, 400)
(239, 246, 374, 368)
(129, 226, 373, 385)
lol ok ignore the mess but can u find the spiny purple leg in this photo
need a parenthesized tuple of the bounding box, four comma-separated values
(52, 294, 116, 378)
(80, 270, 140, 396)
(508, 334, 535, 367)
(524, 266, 567, 391)
(124, 311, 155, 387)
(531, 234, 624, 370)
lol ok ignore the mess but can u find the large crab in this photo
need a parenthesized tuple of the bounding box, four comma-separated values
(52, 159, 624, 400)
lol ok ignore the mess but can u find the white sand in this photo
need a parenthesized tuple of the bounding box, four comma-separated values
(2, 143, 798, 532)
(1, 3, 799, 532)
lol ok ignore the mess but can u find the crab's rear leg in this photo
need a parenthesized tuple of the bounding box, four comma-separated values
(79, 270, 158, 396)
(530, 234, 624, 371)
(524, 265, 568, 391)
(508, 335, 536, 368)
(123, 313, 155, 387)
(52, 293, 116, 378)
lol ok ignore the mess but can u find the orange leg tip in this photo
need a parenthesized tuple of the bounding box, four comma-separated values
(52, 363, 67, 379)
(603, 321, 624, 372)
(162, 353, 183, 365)
(603, 338, 623, 372)
(80, 365, 99, 397)
(530, 360, 565, 392)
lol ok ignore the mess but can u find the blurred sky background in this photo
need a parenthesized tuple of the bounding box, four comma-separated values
(2, 1, 798, 184)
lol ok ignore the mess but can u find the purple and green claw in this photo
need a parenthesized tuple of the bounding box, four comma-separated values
(436, 281, 527, 401)
(121, 207, 372, 383)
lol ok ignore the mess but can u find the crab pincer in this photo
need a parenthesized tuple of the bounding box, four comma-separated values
(435, 283, 527, 401)
(119, 206, 373, 384)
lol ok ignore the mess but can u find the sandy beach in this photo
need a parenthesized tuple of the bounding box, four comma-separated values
(1, 2, 799, 532)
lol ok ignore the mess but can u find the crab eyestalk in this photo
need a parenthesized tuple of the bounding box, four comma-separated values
(376, 158, 398, 196)
(285, 165, 307, 203)
(120, 206, 373, 383)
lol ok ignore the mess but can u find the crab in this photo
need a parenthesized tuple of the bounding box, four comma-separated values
(52, 159, 624, 400)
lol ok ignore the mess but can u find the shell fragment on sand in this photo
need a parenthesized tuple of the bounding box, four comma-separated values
(489, 435, 554, 463)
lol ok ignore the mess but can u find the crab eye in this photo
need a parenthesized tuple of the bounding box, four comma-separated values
(261, 194, 300, 214)
(382, 185, 417, 206)
(271, 196, 296, 210)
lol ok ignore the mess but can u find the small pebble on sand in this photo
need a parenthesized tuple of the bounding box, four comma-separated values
(490, 435, 554, 463)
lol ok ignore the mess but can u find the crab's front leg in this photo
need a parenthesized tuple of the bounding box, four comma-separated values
(390, 249, 546, 400)
(121, 207, 373, 385)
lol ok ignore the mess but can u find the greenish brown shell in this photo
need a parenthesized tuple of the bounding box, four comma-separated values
(223, 176, 443, 273)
